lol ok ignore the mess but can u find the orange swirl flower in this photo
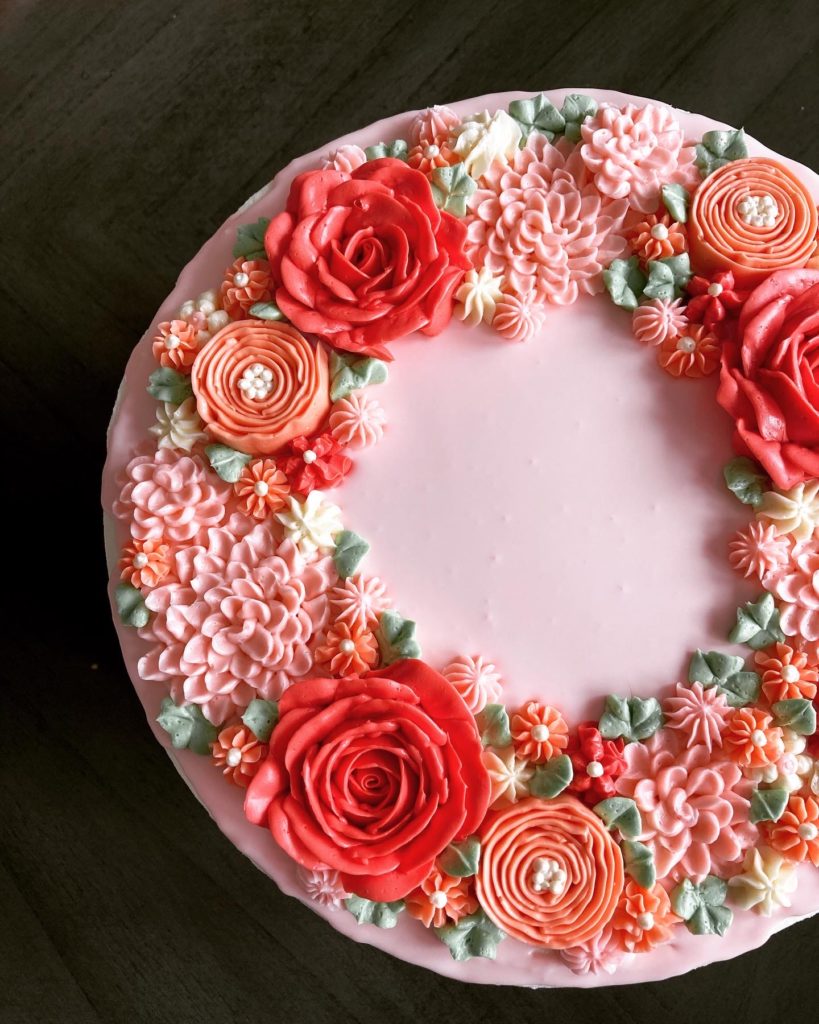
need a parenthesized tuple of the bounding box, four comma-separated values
(763, 794, 819, 865)
(510, 702, 568, 763)
(314, 619, 379, 675)
(689, 158, 818, 288)
(152, 318, 201, 370)
(610, 879, 680, 953)
(234, 459, 290, 519)
(627, 212, 687, 266)
(191, 320, 330, 455)
(755, 643, 818, 704)
(723, 707, 784, 768)
(119, 537, 171, 589)
(220, 258, 274, 319)
(405, 868, 477, 928)
(657, 323, 720, 378)
(475, 796, 624, 949)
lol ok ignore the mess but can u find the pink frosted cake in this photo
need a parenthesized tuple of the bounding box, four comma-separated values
(102, 88, 819, 986)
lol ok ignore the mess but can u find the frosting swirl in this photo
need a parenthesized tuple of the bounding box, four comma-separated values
(689, 158, 818, 287)
(475, 796, 624, 949)
(191, 320, 329, 455)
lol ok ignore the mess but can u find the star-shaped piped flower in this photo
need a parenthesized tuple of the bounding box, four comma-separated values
(566, 722, 627, 804)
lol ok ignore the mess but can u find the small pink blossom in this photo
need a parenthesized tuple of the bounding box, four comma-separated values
(559, 927, 630, 976)
(664, 682, 731, 753)
(441, 654, 503, 713)
(631, 298, 687, 346)
(329, 573, 390, 629)
(729, 521, 793, 583)
(771, 543, 819, 642)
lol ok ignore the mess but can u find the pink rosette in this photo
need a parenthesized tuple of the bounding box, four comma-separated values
(492, 294, 546, 342)
(441, 654, 503, 714)
(329, 392, 386, 448)
(560, 926, 629, 976)
(320, 144, 367, 173)
(410, 104, 460, 147)
(771, 543, 819, 641)
(631, 298, 687, 346)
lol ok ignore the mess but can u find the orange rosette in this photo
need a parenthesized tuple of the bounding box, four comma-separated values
(689, 158, 818, 288)
(191, 320, 330, 455)
(475, 796, 624, 950)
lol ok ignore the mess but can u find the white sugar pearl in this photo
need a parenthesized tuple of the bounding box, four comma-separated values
(226, 748, 243, 768)
(133, 553, 149, 569)
(234, 272, 250, 288)
(532, 857, 549, 872)
(424, 144, 440, 158)
(586, 760, 604, 778)
(636, 912, 655, 930)
(261, 368, 273, 382)
(429, 890, 448, 909)
(303, 449, 318, 464)
(531, 724, 550, 743)
(254, 480, 269, 497)
(751, 729, 768, 747)
(339, 639, 356, 654)
(179, 300, 195, 318)
(209, 310, 229, 331)
(781, 665, 801, 684)
(798, 823, 818, 841)
(198, 298, 216, 315)
(238, 378, 252, 391)
(707, 282, 724, 297)
(650, 223, 669, 240)
(250, 363, 264, 375)
(677, 336, 696, 353)
(165, 333, 181, 349)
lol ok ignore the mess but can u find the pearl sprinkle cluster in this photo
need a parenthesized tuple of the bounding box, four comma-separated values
(737, 193, 780, 228)
(530, 857, 567, 896)
(238, 362, 274, 400)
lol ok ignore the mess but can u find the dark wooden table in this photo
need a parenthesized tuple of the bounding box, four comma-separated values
(3, 1, 819, 1021)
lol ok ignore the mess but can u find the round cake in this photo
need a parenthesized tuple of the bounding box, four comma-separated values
(102, 88, 819, 987)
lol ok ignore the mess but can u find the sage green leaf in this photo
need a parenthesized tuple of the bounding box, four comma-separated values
(672, 875, 733, 936)
(376, 610, 421, 664)
(205, 443, 252, 483)
(599, 694, 664, 742)
(430, 162, 476, 217)
(749, 787, 789, 825)
(248, 300, 285, 321)
(329, 351, 388, 401)
(365, 140, 408, 162)
(560, 93, 598, 141)
(688, 649, 760, 708)
(729, 593, 784, 650)
(332, 530, 370, 580)
(688, 903, 733, 936)
(622, 840, 656, 890)
(508, 93, 565, 143)
(439, 836, 481, 878)
(115, 582, 149, 628)
(723, 457, 769, 508)
(147, 367, 193, 404)
(661, 183, 690, 223)
(233, 217, 270, 260)
(345, 895, 405, 929)
(772, 698, 817, 736)
(475, 703, 512, 748)
(241, 698, 279, 742)
(529, 755, 574, 799)
(642, 254, 692, 301)
(156, 697, 218, 755)
(695, 128, 748, 176)
(602, 256, 647, 311)
(435, 910, 505, 961)
(593, 797, 642, 839)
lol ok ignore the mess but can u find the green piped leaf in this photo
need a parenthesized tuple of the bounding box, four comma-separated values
(439, 836, 481, 878)
(156, 697, 218, 755)
(376, 610, 420, 664)
(430, 162, 476, 217)
(508, 93, 565, 143)
(233, 217, 270, 260)
(599, 694, 664, 743)
(147, 367, 193, 404)
(622, 840, 656, 890)
(248, 300, 285, 321)
(560, 93, 598, 142)
(723, 457, 769, 509)
(603, 256, 647, 311)
(435, 909, 505, 961)
(205, 443, 252, 483)
(772, 698, 817, 736)
(672, 876, 733, 936)
(333, 530, 369, 579)
(529, 755, 573, 799)
(115, 582, 149, 628)
(695, 128, 748, 176)
(476, 703, 512, 748)
(661, 183, 690, 223)
(749, 787, 789, 825)
(729, 593, 784, 650)
(593, 797, 642, 840)
(345, 895, 405, 929)
(365, 140, 408, 162)
(329, 351, 388, 401)
(642, 254, 692, 301)
(241, 699, 279, 742)
(688, 649, 760, 708)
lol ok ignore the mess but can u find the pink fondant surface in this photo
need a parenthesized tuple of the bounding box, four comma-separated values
(102, 88, 819, 987)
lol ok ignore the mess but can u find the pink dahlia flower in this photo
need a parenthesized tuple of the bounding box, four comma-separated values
(138, 516, 334, 723)
(771, 544, 819, 642)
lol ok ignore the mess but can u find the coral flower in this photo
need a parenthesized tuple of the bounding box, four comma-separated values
(282, 433, 353, 495)
(566, 722, 626, 805)
(211, 724, 268, 788)
(234, 459, 290, 519)
(407, 141, 457, 176)
(610, 880, 680, 953)
(119, 537, 172, 589)
(152, 318, 201, 371)
(657, 323, 720, 378)
(314, 619, 379, 675)
(723, 707, 785, 768)
(510, 702, 568, 763)
(755, 643, 818, 704)
(220, 258, 274, 319)
(404, 868, 477, 928)
(627, 212, 687, 266)
(764, 794, 819, 865)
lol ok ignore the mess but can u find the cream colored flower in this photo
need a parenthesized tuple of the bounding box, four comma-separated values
(150, 397, 209, 452)
(482, 746, 533, 806)
(758, 481, 819, 541)
(743, 729, 813, 792)
(276, 490, 343, 556)
(728, 846, 798, 915)
(450, 109, 522, 179)
(456, 267, 505, 326)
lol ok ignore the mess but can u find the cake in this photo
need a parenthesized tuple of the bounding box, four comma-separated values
(102, 88, 819, 987)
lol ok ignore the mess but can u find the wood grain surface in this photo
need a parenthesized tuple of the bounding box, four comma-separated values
(2, 1, 818, 1021)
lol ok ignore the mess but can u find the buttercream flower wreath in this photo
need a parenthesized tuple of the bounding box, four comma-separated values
(111, 92, 819, 977)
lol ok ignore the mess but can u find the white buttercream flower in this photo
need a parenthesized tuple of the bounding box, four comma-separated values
(450, 109, 522, 179)
(455, 267, 505, 326)
(482, 747, 534, 805)
(743, 730, 812, 792)
(728, 846, 798, 916)
(276, 491, 343, 555)
(758, 481, 819, 541)
(149, 397, 209, 452)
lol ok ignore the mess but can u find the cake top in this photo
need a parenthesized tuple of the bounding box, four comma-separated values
(103, 88, 819, 987)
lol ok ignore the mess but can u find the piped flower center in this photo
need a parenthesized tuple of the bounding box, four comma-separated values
(798, 823, 818, 841)
(676, 335, 696, 353)
(233, 271, 250, 288)
(650, 223, 669, 240)
(339, 639, 356, 654)
(165, 333, 181, 350)
(707, 282, 724, 297)
(254, 480, 270, 497)
(226, 748, 243, 768)
(751, 729, 768, 747)
(238, 363, 274, 400)
(636, 911, 655, 930)
(586, 760, 604, 778)
(133, 552, 149, 569)
(429, 890, 448, 909)
(530, 856, 567, 895)
(781, 665, 801, 684)
(737, 193, 780, 227)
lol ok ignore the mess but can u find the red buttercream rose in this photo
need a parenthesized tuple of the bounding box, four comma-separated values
(264, 158, 471, 359)
(717, 268, 819, 489)
(244, 659, 490, 902)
